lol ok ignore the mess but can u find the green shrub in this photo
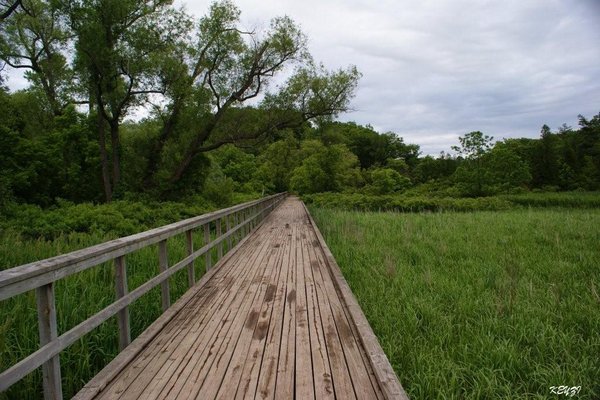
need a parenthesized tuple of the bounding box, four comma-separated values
(364, 168, 411, 195)
(302, 192, 600, 213)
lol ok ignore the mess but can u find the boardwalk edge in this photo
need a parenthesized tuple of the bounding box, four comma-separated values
(302, 201, 410, 400)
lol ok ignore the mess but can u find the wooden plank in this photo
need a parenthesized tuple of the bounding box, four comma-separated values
(158, 240, 170, 312)
(303, 226, 357, 400)
(114, 256, 131, 351)
(36, 283, 62, 400)
(273, 223, 297, 400)
(295, 223, 315, 400)
(185, 230, 195, 287)
(226, 215, 232, 252)
(151, 229, 279, 399)
(302, 201, 409, 400)
(217, 217, 223, 260)
(75, 213, 276, 400)
(102, 232, 272, 399)
(255, 217, 293, 400)
(210, 228, 287, 399)
(301, 223, 335, 399)
(0, 193, 287, 300)
(305, 225, 381, 399)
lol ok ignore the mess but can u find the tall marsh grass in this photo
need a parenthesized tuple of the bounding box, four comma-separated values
(310, 207, 600, 399)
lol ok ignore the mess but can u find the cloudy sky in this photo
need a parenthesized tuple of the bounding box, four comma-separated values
(180, 0, 600, 154)
(5, 0, 599, 154)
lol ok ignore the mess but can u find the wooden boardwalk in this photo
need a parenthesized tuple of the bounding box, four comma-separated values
(74, 197, 407, 400)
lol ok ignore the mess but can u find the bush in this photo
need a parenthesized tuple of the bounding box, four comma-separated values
(302, 192, 600, 213)
(364, 168, 411, 195)
(0, 199, 215, 241)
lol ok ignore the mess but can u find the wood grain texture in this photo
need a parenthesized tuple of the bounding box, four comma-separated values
(72, 196, 406, 400)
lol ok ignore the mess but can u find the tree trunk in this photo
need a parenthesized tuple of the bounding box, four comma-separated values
(110, 120, 121, 195)
(98, 112, 112, 202)
(143, 99, 183, 187)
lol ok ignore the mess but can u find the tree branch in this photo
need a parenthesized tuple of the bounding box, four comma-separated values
(0, 0, 21, 22)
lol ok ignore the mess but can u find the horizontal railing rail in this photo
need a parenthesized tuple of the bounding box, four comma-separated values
(0, 192, 287, 399)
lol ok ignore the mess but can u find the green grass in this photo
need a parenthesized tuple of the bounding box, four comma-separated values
(310, 207, 600, 399)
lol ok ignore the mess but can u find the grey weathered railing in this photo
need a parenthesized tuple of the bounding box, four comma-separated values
(0, 192, 287, 399)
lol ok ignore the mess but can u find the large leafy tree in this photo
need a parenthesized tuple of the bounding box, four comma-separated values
(143, 1, 361, 193)
(66, 0, 188, 200)
(0, 0, 75, 115)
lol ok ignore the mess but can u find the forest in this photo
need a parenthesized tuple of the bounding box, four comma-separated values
(1, 0, 599, 214)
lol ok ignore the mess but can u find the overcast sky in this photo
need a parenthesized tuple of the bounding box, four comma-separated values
(181, 0, 600, 154)
(5, 0, 599, 154)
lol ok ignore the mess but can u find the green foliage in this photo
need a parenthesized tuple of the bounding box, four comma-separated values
(290, 140, 362, 194)
(302, 191, 600, 213)
(210, 145, 258, 192)
(413, 152, 458, 183)
(451, 131, 494, 196)
(303, 192, 513, 212)
(364, 168, 411, 195)
(319, 122, 420, 169)
(202, 166, 235, 208)
(0, 199, 214, 240)
(310, 207, 600, 399)
(0, 89, 101, 205)
(254, 137, 300, 192)
(486, 146, 531, 193)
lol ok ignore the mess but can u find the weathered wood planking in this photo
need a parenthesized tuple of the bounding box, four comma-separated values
(72, 196, 407, 400)
(0, 193, 286, 396)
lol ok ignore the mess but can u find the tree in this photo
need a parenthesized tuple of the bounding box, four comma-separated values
(67, 0, 186, 201)
(0, 0, 75, 115)
(487, 146, 531, 193)
(452, 131, 494, 196)
(290, 140, 361, 194)
(1, 1, 23, 22)
(319, 122, 419, 169)
(136, 1, 361, 194)
(531, 124, 559, 187)
(365, 168, 411, 195)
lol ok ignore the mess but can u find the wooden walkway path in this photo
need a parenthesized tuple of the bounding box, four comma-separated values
(74, 196, 406, 400)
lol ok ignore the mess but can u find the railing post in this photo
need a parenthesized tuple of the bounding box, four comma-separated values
(36, 283, 62, 400)
(185, 230, 195, 287)
(158, 240, 170, 312)
(204, 223, 211, 271)
(217, 218, 223, 260)
(234, 212, 239, 244)
(226, 215, 232, 251)
(114, 256, 131, 351)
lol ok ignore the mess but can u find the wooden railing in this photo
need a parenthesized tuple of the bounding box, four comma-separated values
(0, 193, 287, 399)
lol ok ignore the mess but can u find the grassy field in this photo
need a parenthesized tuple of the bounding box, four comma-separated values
(310, 207, 600, 399)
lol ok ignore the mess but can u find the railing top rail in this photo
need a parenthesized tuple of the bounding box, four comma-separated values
(0, 193, 286, 300)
